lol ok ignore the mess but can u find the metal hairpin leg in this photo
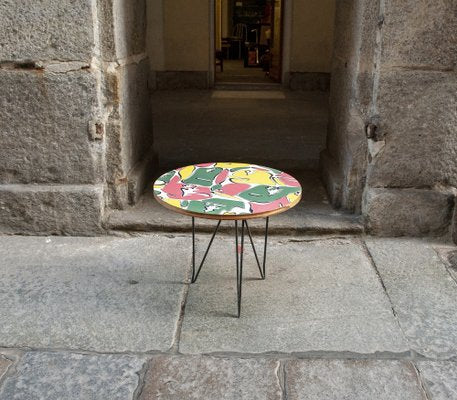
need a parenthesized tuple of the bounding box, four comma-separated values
(244, 217, 269, 280)
(191, 217, 221, 283)
(191, 216, 270, 318)
(235, 220, 245, 318)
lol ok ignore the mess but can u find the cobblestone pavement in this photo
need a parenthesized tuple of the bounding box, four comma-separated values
(0, 233, 456, 399)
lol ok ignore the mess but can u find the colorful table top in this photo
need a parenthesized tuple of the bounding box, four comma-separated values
(153, 162, 302, 220)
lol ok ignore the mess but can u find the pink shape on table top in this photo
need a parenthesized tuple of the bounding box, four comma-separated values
(250, 196, 290, 213)
(162, 176, 212, 200)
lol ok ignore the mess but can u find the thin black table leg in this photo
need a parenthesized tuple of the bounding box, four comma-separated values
(244, 217, 269, 280)
(235, 220, 245, 318)
(191, 218, 221, 283)
(192, 216, 269, 318)
(263, 217, 269, 279)
(192, 217, 195, 282)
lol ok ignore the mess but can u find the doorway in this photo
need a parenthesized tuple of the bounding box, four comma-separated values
(214, 0, 283, 85)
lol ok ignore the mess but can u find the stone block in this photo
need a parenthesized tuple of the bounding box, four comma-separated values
(365, 238, 457, 358)
(155, 71, 209, 89)
(113, 0, 147, 59)
(127, 148, 158, 205)
(286, 360, 424, 400)
(179, 237, 408, 354)
(0, 0, 94, 62)
(416, 361, 457, 400)
(118, 58, 153, 175)
(332, 0, 359, 62)
(289, 72, 330, 91)
(140, 356, 282, 400)
(363, 187, 454, 236)
(368, 70, 457, 188)
(0, 184, 104, 235)
(0, 235, 188, 352)
(327, 1, 373, 213)
(97, 0, 117, 60)
(0, 351, 145, 400)
(0, 69, 103, 185)
(320, 150, 343, 208)
(381, 0, 457, 68)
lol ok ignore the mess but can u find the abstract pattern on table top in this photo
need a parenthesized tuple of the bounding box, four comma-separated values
(153, 162, 302, 216)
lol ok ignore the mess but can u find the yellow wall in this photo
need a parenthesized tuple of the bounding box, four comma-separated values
(147, 0, 210, 71)
(290, 0, 336, 73)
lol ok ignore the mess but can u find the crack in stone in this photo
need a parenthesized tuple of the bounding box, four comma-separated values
(169, 242, 193, 354)
(361, 238, 402, 324)
(433, 247, 457, 288)
(277, 360, 287, 400)
(411, 362, 433, 400)
(132, 359, 149, 400)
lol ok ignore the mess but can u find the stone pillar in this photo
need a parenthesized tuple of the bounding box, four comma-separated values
(102, 0, 154, 209)
(0, 0, 105, 235)
(0, 0, 153, 235)
(363, 0, 457, 237)
(321, 0, 379, 212)
(323, 0, 457, 239)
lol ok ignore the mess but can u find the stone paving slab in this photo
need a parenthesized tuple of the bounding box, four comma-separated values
(179, 237, 408, 354)
(0, 351, 145, 400)
(365, 238, 457, 359)
(140, 355, 281, 400)
(285, 359, 425, 400)
(0, 235, 188, 352)
(416, 361, 457, 400)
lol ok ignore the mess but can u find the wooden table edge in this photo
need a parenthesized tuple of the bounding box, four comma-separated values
(153, 191, 303, 221)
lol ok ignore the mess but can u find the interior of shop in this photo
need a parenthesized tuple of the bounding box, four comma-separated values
(215, 0, 282, 84)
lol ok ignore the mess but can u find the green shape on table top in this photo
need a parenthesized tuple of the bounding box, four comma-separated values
(182, 167, 223, 187)
(184, 198, 247, 214)
(238, 185, 298, 203)
(157, 170, 175, 184)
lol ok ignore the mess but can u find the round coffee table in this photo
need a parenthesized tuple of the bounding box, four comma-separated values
(153, 162, 302, 317)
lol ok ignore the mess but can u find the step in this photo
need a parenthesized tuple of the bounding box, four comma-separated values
(214, 82, 282, 91)
(106, 171, 363, 236)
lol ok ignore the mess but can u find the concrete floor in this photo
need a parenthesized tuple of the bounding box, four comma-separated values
(0, 235, 456, 399)
(151, 90, 328, 172)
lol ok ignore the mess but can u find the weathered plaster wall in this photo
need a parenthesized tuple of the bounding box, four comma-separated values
(147, 0, 210, 89)
(288, 0, 336, 90)
(290, 0, 336, 72)
(0, 0, 153, 234)
(322, 0, 457, 239)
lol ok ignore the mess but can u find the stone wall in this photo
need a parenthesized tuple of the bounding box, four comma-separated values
(0, 0, 153, 235)
(363, 0, 457, 238)
(322, 0, 457, 239)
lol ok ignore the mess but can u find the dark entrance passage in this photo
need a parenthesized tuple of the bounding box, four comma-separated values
(151, 90, 327, 172)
